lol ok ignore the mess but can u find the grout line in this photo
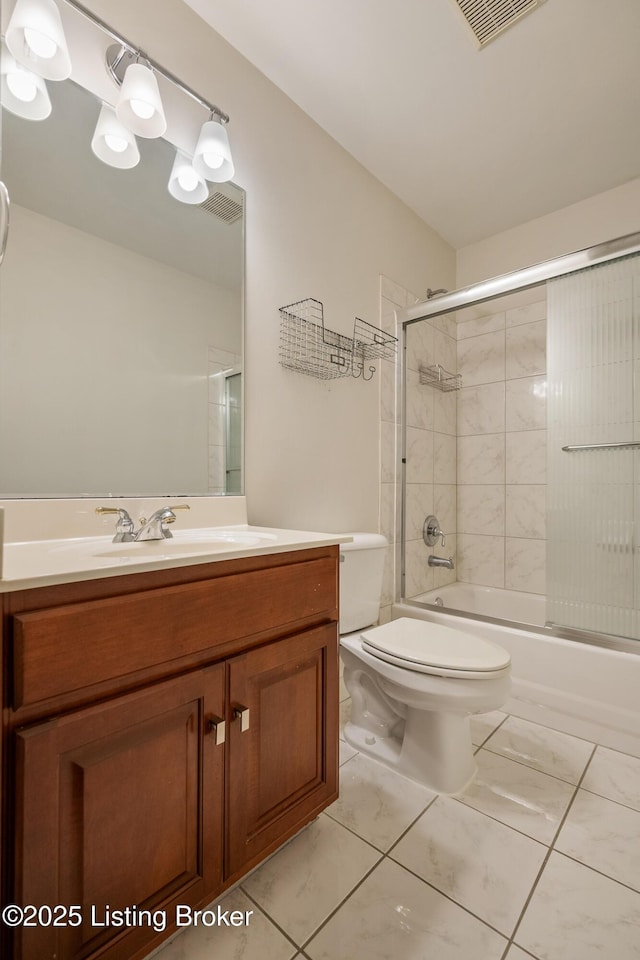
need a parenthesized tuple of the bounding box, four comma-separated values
(239, 886, 311, 956)
(502, 741, 598, 952)
(552, 848, 640, 897)
(387, 855, 511, 943)
(579, 783, 640, 816)
(298, 857, 384, 952)
(478, 744, 591, 787)
(320, 808, 389, 856)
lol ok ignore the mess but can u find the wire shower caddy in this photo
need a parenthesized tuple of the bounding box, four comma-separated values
(279, 299, 397, 381)
(419, 363, 462, 392)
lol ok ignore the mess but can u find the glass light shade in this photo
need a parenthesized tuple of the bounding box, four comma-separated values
(0, 46, 51, 120)
(91, 104, 140, 169)
(5, 0, 71, 81)
(115, 63, 166, 138)
(168, 150, 208, 204)
(192, 118, 234, 183)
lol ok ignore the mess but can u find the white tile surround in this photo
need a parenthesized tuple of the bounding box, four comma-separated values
(151, 688, 640, 960)
(380, 277, 548, 603)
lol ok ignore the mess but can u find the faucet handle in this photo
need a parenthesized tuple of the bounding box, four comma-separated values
(423, 514, 447, 548)
(95, 506, 135, 543)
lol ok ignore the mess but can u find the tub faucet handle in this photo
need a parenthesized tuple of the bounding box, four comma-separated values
(423, 515, 447, 548)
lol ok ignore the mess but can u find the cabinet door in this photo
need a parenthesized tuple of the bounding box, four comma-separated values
(14, 666, 225, 960)
(226, 623, 338, 878)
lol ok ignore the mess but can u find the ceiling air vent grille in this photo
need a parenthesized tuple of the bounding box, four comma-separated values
(452, 0, 545, 47)
(200, 190, 243, 224)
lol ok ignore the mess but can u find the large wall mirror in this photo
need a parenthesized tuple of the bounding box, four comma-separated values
(0, 8, 244, 498)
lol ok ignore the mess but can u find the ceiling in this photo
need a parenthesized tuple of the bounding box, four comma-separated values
(183, 0, 640, 248)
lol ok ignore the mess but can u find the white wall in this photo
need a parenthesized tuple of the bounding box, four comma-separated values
(457, 178, 640, 286)
(81, 0, 455, 533)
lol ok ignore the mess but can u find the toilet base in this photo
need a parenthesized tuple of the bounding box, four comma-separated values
(344, 707, 477, 795)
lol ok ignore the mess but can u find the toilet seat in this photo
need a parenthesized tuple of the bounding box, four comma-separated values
(361, 618, 511, 680)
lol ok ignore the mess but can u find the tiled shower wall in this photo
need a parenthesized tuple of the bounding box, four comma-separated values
(379, 278, 548, 609)
(379, 277, 458, 619)
(456, 291, 547, 595)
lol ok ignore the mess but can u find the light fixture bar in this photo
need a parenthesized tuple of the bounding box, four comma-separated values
(59, 0, 230, 123)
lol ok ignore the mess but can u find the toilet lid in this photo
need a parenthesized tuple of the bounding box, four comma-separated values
(361, 618, 510, 673)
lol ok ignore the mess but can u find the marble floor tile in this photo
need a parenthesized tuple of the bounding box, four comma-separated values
(515, 852, 640, 960)
(581, 745, 640, 812)
(555, 789, 640, 892)
(241, 814, 380, 946)
(459, 748, 575, 844)
(326, 753, 435, 851)
(391, 796, 546, 936)
(152, 888, 296, 960)
(339, 740, 358, 766)
(471, 709, 508, 746)
(504, 948, 539, 960)
(484, 716, 594, 784)
(305, 858, 507, 960)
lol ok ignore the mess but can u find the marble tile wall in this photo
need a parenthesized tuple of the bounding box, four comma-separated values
(379, 277, 457, 612)
(379, 281, 548, 606)
(456, 291, 547, 594)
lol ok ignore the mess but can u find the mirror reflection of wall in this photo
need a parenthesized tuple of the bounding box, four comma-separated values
(0, 4, 244, 498)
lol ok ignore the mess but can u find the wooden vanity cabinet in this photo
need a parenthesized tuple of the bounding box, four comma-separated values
(1, 546, 339, 960)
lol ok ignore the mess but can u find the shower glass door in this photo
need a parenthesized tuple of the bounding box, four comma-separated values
(547, 252, 640, 640)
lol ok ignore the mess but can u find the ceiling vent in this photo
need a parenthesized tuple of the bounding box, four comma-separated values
(452, 0, 546, 47)
(199, 184, 244, 224)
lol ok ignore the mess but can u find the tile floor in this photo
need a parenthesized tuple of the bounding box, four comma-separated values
(152, 686, 640, 960)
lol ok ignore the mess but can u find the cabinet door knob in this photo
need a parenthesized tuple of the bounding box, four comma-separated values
(207, 716, 226, 745)
(232, 704, 250, 732)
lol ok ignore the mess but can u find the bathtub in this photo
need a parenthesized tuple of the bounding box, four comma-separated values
(394, 584, 640, 759)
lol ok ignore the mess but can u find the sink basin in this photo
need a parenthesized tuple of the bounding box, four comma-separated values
(47, 528, 280, 562)
(93, 530, 275, 559)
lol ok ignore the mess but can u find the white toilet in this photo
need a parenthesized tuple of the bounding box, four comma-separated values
(339, 534, 511, 794)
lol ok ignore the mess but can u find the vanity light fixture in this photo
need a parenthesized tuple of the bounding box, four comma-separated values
(91, 103, 140, 169)
(0, 44, 52, 120)
(5, 0, 71, 80)
(115, 59, 167, 139)
(193, 112, 235, 183)
(4, 0, 235, 191)
(168, 150, 208, 204)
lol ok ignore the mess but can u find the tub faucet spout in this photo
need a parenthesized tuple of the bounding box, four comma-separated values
(428, 555, 455, 570)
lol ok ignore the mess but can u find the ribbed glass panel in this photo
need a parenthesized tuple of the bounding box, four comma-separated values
(547, 253, 640, 639)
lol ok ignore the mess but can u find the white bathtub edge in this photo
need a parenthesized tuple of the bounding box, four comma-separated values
(393, 601, 640, 759)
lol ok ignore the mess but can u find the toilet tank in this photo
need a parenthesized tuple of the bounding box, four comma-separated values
(339, 533, 388, 634)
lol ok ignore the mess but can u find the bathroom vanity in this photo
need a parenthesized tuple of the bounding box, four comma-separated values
(0, 511, 342, 960)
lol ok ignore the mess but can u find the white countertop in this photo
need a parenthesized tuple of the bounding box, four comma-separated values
(0, 524, 351, 592)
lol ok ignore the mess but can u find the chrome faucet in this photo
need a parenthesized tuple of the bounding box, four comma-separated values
(96, 503, 190, 542)
(134, 504, 190, 541)
(423, 515, 454, 569)
(428, 555, 455, 570)
(95, 506, 135, 542)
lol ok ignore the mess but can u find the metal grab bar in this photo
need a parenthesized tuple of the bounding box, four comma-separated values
(562, 441, 640, 452)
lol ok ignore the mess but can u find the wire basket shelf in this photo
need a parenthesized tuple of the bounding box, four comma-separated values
(419, 363, 462, 392)
(279, 299, 397, 380)
(279, 299, 352, 380)
(353, 317, 398, 362)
